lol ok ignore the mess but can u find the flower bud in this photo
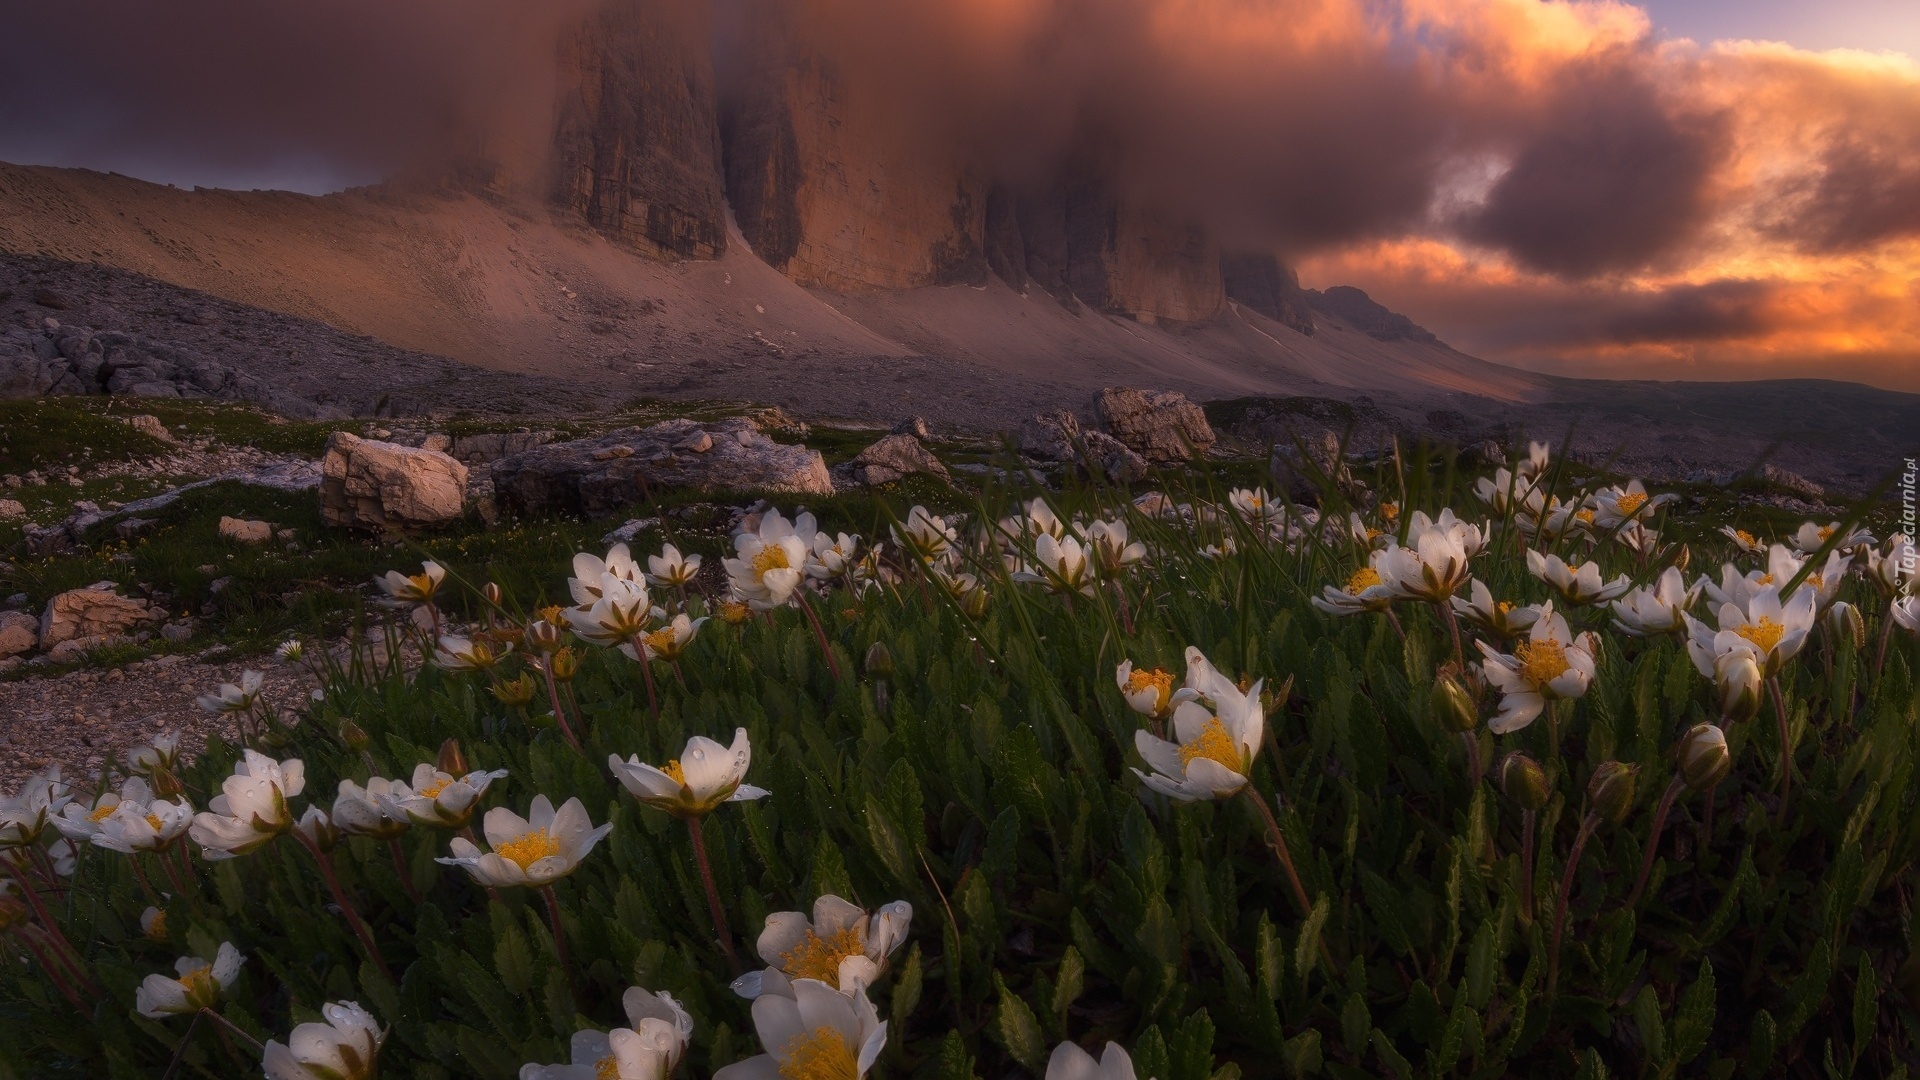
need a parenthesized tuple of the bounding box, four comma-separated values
(1498, 751, 1550, 811)
(525, 619, 563, 655)
(1714, 650, 1763, 723)
(1669, 543, 1691, 574)
(293, 806, 338, 852)
(1431, 673, 1479, 733)
(337, 718, 370, 751)
(1586, 761, 1640, 825)
(550, 646, 580, 682)
(482, 582, 503, 606)
(961, 586, 990, 619)
(148, 767, 186, 801)
(1678, 723, 1730, 791)
(491, 672, 537, 708)
(864, 641, 895, 678)
(1825, 601, 1866, 650)
(437, 737, 469, 777)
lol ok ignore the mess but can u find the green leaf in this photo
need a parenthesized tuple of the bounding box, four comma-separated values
(1671, 958, 1716, 1065)
(1295, 893, 1331, 984)
(993, 974, 1047, 1075)
(1465, 920, 1497, 1009)
(1282, 1029, 1323, 1078)
(1341, 993, 1371, 1057)
(1373, 1030, 1413, 1080)
(892, 944, 923, 1036)
(937, 1030, 980, 1080)
(1852, 953, 1879, 1064)
(1747, 1010, 1777, 1079)
(493, 919, 535, 996)
(1256, 914, 1285, 999)
(1051, 946, 1085, 1029)
(1631, 984, 1666, 1065)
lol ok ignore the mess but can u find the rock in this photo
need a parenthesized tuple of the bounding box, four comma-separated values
(32, 289, 69, 310)
(677, 430, 714, 454)
(113, 517, 156, 540)
(127, 414, 176, 443)
(1755, 464, 1825, 501)
(218, 517, 272, 544)
(1270, 430, 1354, 505)
(276, 528, 297, 542)
(1092, 387, 1215, 462)
(891, 416, 931, 440)
(1018, 410, 1083, 461)
(491, 418, 832, 519)
(0, 612, 37, 658)
(420, 433, 454, 453)
(160, 620, 195, 643)
(845, 433, 950, 487)
(39, 585, 156, 650)
(319, 432, 470, 533)
(447, 431, 557, 465)
(0, 498, 23, 520)
(745, 406, 810, 438)
(47, 634, 124, 664)
(602, 517, 663, 545)
(23, 522, 73, 557)
(1080, 431, 1150, 483)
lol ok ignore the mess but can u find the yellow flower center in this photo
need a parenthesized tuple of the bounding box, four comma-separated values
(89, 802, 117, 822)
(1125, 668, 1173, 700)
(660, 760, 686, 786)
(780, 925, 867, 984)
(1807, 574, 1824, 589)
(495, 830, 560, 870)
(719, 601, 751, 625)
(1344, 567, 1383, 594)
(1516, 639, 1571, 686)
(144, 911, 168, 942)
(408, 573, 435, 597)
(752, 546, 791, 576)
(1736, 616, 1785, 654)
(1616, 492, 1647, 515)
(177, 965, 215, 999)
(1735, 530, 1756, 545)
(596, 1055, 622, 1080)
(145, 813, 165, 831)
(644, 628, 679, 654)
(1819, 526, 1835, 541)
(1756, 574, 1774, 586)
(780, 1027, 859, 1080)
(1495, 601, 1514, 615)
(1381, 502, 1398, 520)
(1177, 717, 1245, 775)
(1575, 509, 1595, 524)
(418, 778, 452, 800)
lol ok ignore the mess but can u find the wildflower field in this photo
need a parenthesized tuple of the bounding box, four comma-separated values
(3, 441, 1917, 1079)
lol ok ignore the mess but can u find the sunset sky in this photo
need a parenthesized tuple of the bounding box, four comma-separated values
(2, 0, 1918, 390)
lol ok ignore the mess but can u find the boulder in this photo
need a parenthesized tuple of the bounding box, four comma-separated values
(845, 434, 950, 487)
(1269, 430, 1355, 505)
(447, 431, 558, 465)
(127, 414, 176, 443)
(0, 611, 37, 658)
(891, 416, 932, 440)
(1018, 410, 1083, 461)
(0, 498, 23, 520)
(490, 418, 832, 519)
(218, 517, 273, 544)
(39, 584, 157, 650)
(319, 432, 469, 532)
(1092, 387, 1215, 462)
(746, 406, 810, 438)
(1081, 431, 1151, 483)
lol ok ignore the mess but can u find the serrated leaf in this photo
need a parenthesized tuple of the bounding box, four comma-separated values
(1632, 984, 1665, 1064)
(994, 975, 1047, 1075)
(1295, 893, 1330, 983)
(1341, 993, 1371, 1056)
(1747, 1009, 1777, 1079)
(1465, 920, 1497, 1009)
(1051, 946, 1085, 1028)
(1852, 953, 1878, 1064)
(892, 944, 923, 1035)
(493, 920, 535, 996)
(1282, 1028, 1323, 1078)
(1672, 958, 1716, 1065)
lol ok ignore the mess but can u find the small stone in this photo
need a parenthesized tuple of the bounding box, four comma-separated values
(126, 415, 177, 443)
(676, 431, 714, 454)
(421, 433, 454, 453)
(276, 528, 297, 542)
(0, 499, 23, 521)
(218, 517, 273, 544)
(208, 577, 234, 595)
(160, 621, 194, 643)
(891, 416, 931, 440)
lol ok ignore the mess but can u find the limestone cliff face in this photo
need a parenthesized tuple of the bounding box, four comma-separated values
(722, 21, 987, 291)
(996, 177, 1225, 324)
(1222, 252, 1316, 334)
(550, 0, 727, 259)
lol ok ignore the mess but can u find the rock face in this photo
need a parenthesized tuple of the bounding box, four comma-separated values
(1271, 431, 1355, 505)
(1304, 286, 1439, 343)
(319, 433, 470, 532)
(0, 611, 36, 658)
(844, 433, 950, 487)
(39, 584, 157, 650)
(0, 322, 323, 415)
(550, 0, 728, 259)
(1015, 410, 1149, 481)
(1092, 388, 1216, 462)
(448, 431, 558, 466)
(1222, 252, 1316, 335)
(490, 418, 831, 519)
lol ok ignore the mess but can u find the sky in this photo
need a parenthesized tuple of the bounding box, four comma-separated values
(2, 0, 1919, 391)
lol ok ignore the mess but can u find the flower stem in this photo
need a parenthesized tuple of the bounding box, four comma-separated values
(1624, 776, 1685, 909)
(796, 591, 843, 682)
(1245, 787, 1334, 971)
(685, 815, 742, 974)
(128, 855, 161, 906)
(200, 1007, 265, 1052)
(294, 831, 392, 982)
(1769, 675, 1793, 820)
(539, 884, 579, 1007)
(15, 927, 87, 1011)
(1461, 731, 1484, 789)
(630, 635, 661, 723)
(539, 659, 584, 753)
(388, 838, 424, 905)
(159, 1005, 204, 1080)
(1519, 809, 1536, 926)
(5, 864, 98, 994)
(1437, 600, 1467, 672)
(1549, 813, 1600, 997)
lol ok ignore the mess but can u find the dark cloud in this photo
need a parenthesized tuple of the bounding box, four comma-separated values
(1456, 57, 1729, 277)
(1765, 136, 1920, 253)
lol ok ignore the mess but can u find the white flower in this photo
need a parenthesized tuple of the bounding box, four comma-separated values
(1085, 520, 1147, 575)
(1374, 527, 1471, 603)
(892, 505, 957, 565)
(609, 729, 768, 818)
(1407, 508, 1488, 559)
(1047, 1041, 1143, 1080)
(1450, 579, 1541, 638)
(1518, 440, 1552, 479)
(1228, 488, 1285, 528)
(276, 639, 304, 661)
(127, 732, 182, 777)
(1790, 520, 1874, 556)
(1472, 468, 1536, 515)
(732, 896, 914, 999)
(1311, 557, 1394, 616)
(1712, 649, 1764, 722)
(520, 993, 690, 1080)
(646, 544, 704, 589)
(711, 978, 887, 1080)
(436, 795, 612, 888)
(188, 751, 306, 859)
(332, 779, 408, 840)
(807, 532, 863, 581)
(998, 499, 1068, 545)
(1614, 520, 1662, 557)
(1526, 550, 1631, 606)
(1476, 603, 1598, 734)
(0, 767, 72, 848)
(565, 574, 655, 645)
(1198, 536, 1238, 560)
(1892, 596, 1920, 635)
(52, 776, 156, 843)
(136, 943, 243, 1018)
(434, 634, 512, 672)
(930, 567, 989, 615)
(621, 986, 695, 1075)
(1867, 534, 1917, 596)
(1132, 648, 1263, 802)
(197, 670, 265, 714)
(94, 795, 196, 854)
(727, 509, 815, 610)
(1719, 526, 1768, 556)
(620, 613, 708, 663)
(140, 905, 169, 943)
(292, 806, 337, 850)
(1591, 480, 1674, 530)
(570, 544, 645, 606)
(374, 561, 445, 608)
(1684, 585, 1816, 679)
(1012, 533, 1096, 597)
(262, 1001, 385, 1080)
(378, 765, 509, 829)
(1609, 567, 1701, 637)
(1115, 661, 1179, 720)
